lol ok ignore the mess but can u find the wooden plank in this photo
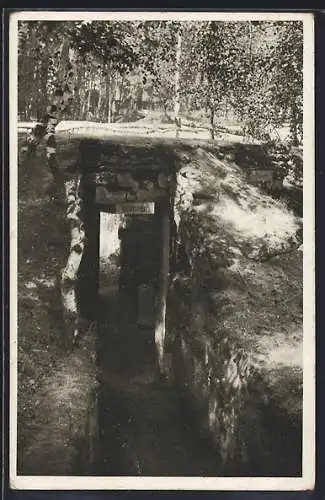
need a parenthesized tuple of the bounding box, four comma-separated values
(78, 182, 100, 320)
(96, 187, 127, 204)
(87, 171, 171, 190)
(155, 203, 170, 376)
(116, 202, 155, 215)
(95, 187, 167, 205)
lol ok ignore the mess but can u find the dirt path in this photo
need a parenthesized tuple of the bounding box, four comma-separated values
(95, 286, 222, 477)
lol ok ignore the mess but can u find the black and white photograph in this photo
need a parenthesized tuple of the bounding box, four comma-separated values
(9, 11, 315, 490)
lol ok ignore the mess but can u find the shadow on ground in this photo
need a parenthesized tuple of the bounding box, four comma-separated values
(95, 285, 223, 477)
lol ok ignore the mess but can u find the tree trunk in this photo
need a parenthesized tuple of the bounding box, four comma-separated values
(60, 176, 86, 342)
(162, 99, 169, 118)
(248, 21, 253, 67)
(19, 38, 87, 344)
(81, 88, 88, 120)
(86, 78, 92, 120)
(108, 97, 113, 123)
(73, 66, 82, 120)
(225, 97, 229, 120)
(210, 106, 215, 140)
(106, 75, 112, 123)
(174, 28, 182, 139)
(20, 39, 73, 160)
(97, 79, 103, 122)
(291, 102, 299, 146)
(37, 57, 48, 119)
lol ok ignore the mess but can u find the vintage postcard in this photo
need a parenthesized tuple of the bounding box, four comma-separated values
(9, 10, 315, 491)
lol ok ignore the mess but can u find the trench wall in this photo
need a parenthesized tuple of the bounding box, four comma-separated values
(17, 133, 100, 476)
(167, 145, 303, 476)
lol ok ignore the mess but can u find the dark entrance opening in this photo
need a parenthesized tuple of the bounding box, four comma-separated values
(118, 214, 161, 328)
(73, 140, 222, 476)
(95, 208, 221, 477)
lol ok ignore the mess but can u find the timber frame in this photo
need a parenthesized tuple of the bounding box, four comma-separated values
(63, 137, 178, 377)
(17, 41, 183, 376)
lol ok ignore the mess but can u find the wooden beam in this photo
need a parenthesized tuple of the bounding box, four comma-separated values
(96, 188, 127, 204)
(95, 186, 168, 205)
(115, 202, 155, 215)
(78, 181, 100, 320)
(154, 201, 170, 377)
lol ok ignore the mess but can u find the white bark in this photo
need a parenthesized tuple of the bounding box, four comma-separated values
(155, 208, 170, 376)
(174, 28, 182, 139)
(61, 176, 86, 341)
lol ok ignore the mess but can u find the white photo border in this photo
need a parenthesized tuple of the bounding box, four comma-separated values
(9, 10, 315, 491)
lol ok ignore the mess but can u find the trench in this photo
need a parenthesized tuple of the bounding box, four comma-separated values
(92, 214, 222, 476)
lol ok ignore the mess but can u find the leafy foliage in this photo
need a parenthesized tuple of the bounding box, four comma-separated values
(271, 22, 303, 145)
(18, 19, 303, 144)
(68, 21, 137, 73)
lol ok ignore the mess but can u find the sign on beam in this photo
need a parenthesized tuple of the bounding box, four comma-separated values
(96, 187, 167, 205)
(115, 202, 155, 215)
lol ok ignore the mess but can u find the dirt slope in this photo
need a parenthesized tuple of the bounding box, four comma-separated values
(165, 143, 302, 474)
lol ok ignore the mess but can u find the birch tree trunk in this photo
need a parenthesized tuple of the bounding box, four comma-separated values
(290, 102, 299, 146)
(97, 77, 103, 121)
(174, 27, 182, 139)
(60, 176, 86, 342)
(248, 21, 253, 66)
(86, 77, 93, 119)
(19, 39, 88, 344)
(210, 106, 215, 140)
(106, 75, 112, 123)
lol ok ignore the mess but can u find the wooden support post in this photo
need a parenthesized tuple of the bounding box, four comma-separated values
(78, 180, 100, 320)
(154, 201, 170, 377)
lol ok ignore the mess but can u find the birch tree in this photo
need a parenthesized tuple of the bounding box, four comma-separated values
(174, 25, 182, 138)
(18, 20, 139, 343)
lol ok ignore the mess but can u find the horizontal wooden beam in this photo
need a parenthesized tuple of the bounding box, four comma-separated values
(95, 187, 168, 205)
(85, 171, 171, 189)
(95, 203, 156, 215)
(116, 202, 155, 215)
